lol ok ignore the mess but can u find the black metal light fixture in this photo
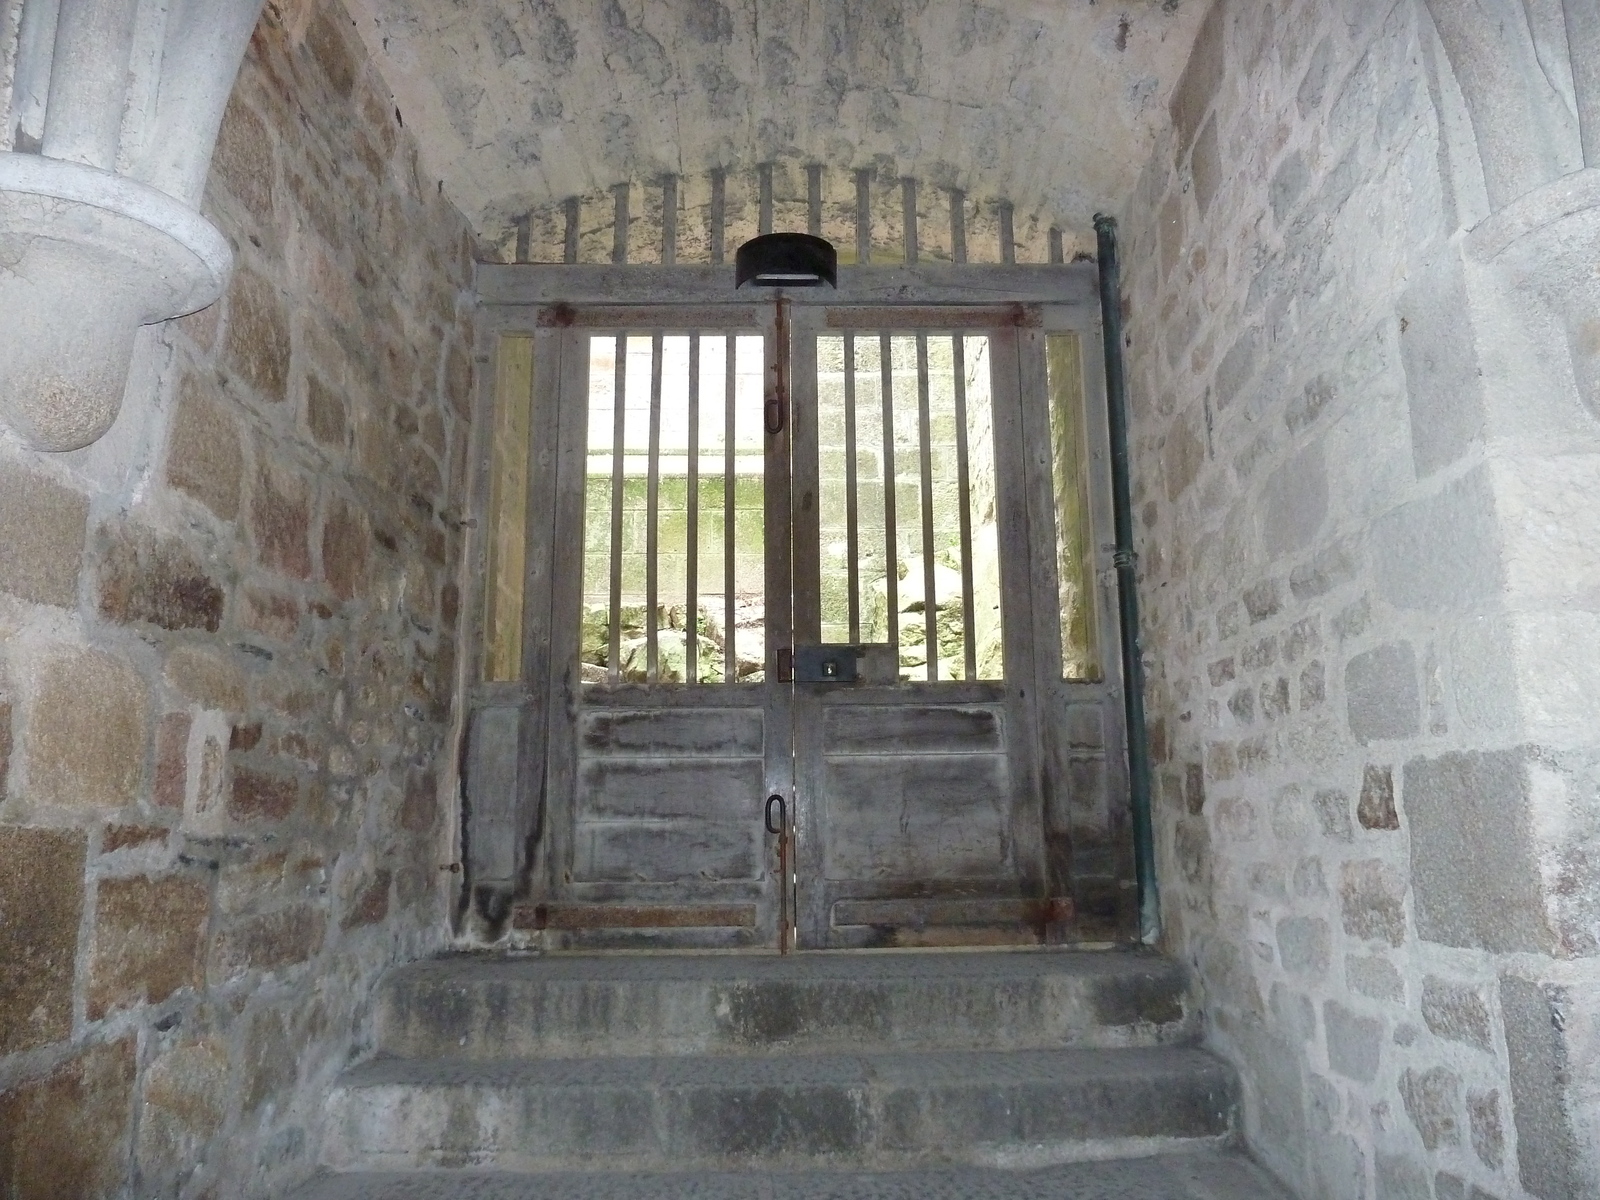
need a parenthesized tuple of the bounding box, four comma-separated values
(735, 232, 837, 288)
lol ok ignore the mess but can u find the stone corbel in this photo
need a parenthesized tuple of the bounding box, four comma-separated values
(0, 0, 264, 452)
(0, 153, 231, 449)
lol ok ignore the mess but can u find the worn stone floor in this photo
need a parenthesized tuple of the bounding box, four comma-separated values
(287, 1148, 1292, 1198)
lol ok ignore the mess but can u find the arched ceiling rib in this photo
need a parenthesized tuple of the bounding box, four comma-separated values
(344, 0, 1210, 249)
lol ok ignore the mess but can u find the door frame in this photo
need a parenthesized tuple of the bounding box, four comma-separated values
(458, 263, 1127, 942)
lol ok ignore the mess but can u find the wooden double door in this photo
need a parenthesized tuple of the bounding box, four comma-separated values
(480, 293, 1128, 950)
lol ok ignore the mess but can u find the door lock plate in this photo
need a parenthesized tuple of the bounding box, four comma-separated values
(790, 644, 899, 684)
(793, 645, 858, 683)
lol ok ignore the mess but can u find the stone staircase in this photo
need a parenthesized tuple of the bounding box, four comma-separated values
(289, 949, 1290, 1198)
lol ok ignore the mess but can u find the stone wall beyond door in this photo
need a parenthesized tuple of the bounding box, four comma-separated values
(1124, 1, 1600, 1198)
(0, 1, 477, 1196)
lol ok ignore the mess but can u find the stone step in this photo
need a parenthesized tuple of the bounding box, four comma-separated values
(289, 1147, 1292, 1199)
(373, 949, 1194, 1060)
(319, 1046, 1237, 1174)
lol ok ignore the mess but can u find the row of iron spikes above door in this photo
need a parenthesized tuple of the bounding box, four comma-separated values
(510, 166, 1070, 269)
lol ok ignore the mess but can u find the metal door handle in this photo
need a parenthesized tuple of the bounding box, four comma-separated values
(766, 794, 791, 955)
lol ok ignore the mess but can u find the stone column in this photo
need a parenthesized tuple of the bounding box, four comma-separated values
(1410, 5, 1600, 1194)
(0, 0, 263, 451)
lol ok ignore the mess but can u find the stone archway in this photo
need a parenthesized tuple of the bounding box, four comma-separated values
(342, 0, 1209, 259)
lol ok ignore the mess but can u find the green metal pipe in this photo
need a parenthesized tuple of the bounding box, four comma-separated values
(1093, 213, 1160, 945)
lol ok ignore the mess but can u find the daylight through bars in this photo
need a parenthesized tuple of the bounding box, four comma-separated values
(816, 333, 1003, 680)
(582, 333, 766, 684)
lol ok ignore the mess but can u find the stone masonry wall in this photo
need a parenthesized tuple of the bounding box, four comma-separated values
(0, 1, 477, 1196)
(1124, 1, 1598, 1198)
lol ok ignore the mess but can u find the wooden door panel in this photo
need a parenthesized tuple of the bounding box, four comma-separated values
(1062, 755, 1128, 879)
(821, 704, 1003, 756)
(575, 822, 761, 883)
(1062, 701, 1107, 749)
(822, 754, 1011, 880)
(463, 697, 531, 888)
(576, 758, 764, 819)
(580, 707, 764, 757)
(573, 707, 766, 886)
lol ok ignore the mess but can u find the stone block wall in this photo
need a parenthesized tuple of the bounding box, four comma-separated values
(0, 1, 477, 1196)
(1123, 1, 1598, 1197)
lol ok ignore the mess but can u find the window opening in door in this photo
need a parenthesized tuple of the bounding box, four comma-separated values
(581, 333, 767, 684)
(816, 333, 1003, 680)
(1046, 333, 1102, 682)
(483, 333, 534, 682)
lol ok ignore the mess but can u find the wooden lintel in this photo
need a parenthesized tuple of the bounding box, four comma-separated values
(823, 304, 1042, 329)
(475, 262, 1098, 309)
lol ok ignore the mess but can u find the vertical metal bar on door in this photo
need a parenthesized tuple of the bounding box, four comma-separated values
(916, 332, 938, 681)
(902, 178, 919, 265)
(952, 336, 978, 680)
(686, 334, 701, 683)
(645, 332, 664, 683)
(662, 176, 678, 265)
(724, 334, 737, 682)
(949, 189, 967, 265)
(710, 170, 726, 265)
(563, 197, 579, 264)
(879, 333, 898, 653)
(607, 335, 628, 683)
(612, 184, 630, 265)
(843, 332, 861, 642)
(855, 170, 872, 265)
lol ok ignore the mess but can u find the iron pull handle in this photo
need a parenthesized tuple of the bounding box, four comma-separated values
(766, 793, 792, 955)
(765, 394, 785, 435)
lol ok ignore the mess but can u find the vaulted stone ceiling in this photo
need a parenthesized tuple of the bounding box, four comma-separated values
(344, 0, 1211, 249)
